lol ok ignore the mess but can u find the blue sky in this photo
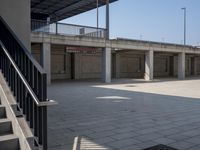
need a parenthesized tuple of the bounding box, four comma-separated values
(61, 0, 200, 46)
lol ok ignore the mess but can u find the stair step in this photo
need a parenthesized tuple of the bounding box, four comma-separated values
(0, 134, 20, 150)
(0, 105, 6, 118)
(0, 118, 13, 135)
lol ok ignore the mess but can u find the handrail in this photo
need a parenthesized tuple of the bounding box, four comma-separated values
(0, 16, 54, 150)
(31, 19, 106, 38)
(0, 16, 46, 74)
(0, 41, 56, 107)
(31, 19, 106, 30)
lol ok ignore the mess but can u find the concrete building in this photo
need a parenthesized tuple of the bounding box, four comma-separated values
(0, 0, 200, 150)
(31, 32, 200, 84)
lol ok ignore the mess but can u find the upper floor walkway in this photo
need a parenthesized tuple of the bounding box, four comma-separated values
(31, 25, 200, 54)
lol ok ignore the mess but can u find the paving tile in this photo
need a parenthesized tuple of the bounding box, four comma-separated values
(168, 141, 195, 150)
(166, 133, 190, 141)
(108, 138, 141, 149)
(135, 141, 159, 149)
(111, 132, 137, 140)
(47, 79, 200, 150)
(187, 146, 200, 150)
(184, 136, 200, 144)
(153, 137, 176, 145)
(122, 144, 142, 150)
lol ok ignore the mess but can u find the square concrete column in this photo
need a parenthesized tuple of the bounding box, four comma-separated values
(102, 47, 111, 83)
(41, 42, 51, 85)
(178, 52, 185, 79)
(145, 50, 154, 80)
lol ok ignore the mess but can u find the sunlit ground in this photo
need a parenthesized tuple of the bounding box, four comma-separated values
(48, 77, 200, 150)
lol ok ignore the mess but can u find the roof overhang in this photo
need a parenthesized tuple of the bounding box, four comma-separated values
(31, 0, 118, 22)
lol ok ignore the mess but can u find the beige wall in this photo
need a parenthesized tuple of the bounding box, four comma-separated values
(74, 53, 102, 79)
(31, 43, 200, 81)
(195, 57, 200, 75)
(51, 45, 71, 80)
(185, 55, 192, 76)
(32, 44, 103, 80)
(114, 51, 145, 78)
(51, 45, 102, 80)
(154, 55, 170, 77)
(0, 0, 31, 50)
(31, 43, 41, 64)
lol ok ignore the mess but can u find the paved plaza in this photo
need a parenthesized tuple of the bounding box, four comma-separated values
(47, 78, 200, 150)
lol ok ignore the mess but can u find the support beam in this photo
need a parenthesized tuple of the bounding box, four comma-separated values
(102, 47, 111, 83)
(106, 0, 110, 39)
(178, 52, 185, 79)
(145, 50, 154, 80)
(41, 42, 51, 85)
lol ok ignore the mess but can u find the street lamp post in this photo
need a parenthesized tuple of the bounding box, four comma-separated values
(106, 0, 110, 39)
(96, 0, 99, 30)
(181, 7, 186, 45)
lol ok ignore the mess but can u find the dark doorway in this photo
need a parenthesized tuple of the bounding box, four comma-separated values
(169, 56, 174, 76)
(191, 57, 195, 75)
(71, 53, 75, 79)
(112, 53, 116, 78)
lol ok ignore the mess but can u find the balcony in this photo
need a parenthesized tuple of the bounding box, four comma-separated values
(31, 19, 106, 39)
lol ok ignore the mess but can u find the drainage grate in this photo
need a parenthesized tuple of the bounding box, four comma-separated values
(143, 144, 179, 150)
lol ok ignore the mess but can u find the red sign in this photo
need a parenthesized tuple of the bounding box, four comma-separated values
(66, 46, 98, 53)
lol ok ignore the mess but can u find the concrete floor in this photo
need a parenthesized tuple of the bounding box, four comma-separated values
(47, 78, 200, 150)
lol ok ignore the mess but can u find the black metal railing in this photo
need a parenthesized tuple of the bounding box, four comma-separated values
(31, 19, 106, 38)
(0, 16, 56, 150)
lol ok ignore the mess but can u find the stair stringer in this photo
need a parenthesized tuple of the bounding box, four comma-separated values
(0, 71, 34, 150)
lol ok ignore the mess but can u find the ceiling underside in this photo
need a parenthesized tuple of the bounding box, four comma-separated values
(31, 0, 118, 22)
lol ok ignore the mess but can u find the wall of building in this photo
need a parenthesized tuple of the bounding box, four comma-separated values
(154, 53, 174, 78)
(114, 51, 145, 78)
(74, 53, 102, 79)
(31, 43, 200, 81)
(195, 57, 200, 75)
(31, 43, 41, 64)
(31, 44, 103, 80)
(185, 55, 200, 76)
(0, 0, 31, 50)
(185, 55, 192, 76)
(51, 45, 72, 80)
(172, 55, 200, 77)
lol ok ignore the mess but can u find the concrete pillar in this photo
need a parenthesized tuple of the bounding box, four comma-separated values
(178, 52, 185, 79)
(41, 43, 51, 85)
(115, 53, 120, 78)
(102, 47, 111, 83)
(145, 50, 154, 80)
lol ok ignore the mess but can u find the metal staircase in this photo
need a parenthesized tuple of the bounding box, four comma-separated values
(0, 16, 56, 150)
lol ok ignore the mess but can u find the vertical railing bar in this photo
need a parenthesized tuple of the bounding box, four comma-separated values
(34, 67, 38, 137)
(38, 72, 43, 145)
(42, 73, 47, 150)
(1, 17, 50, 150)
